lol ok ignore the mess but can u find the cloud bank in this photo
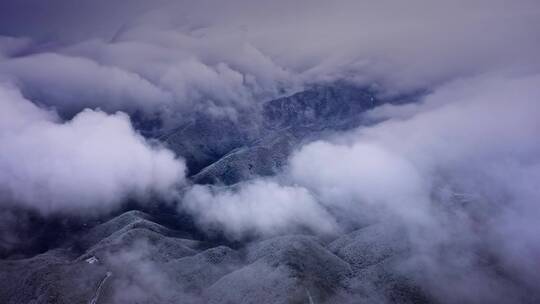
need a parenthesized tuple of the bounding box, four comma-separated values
(1, 0, 538, 122)
(0, 83, 186, 215)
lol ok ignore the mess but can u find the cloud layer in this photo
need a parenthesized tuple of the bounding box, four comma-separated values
(1, 0, 539, 122)
(0, 1, 538, 302)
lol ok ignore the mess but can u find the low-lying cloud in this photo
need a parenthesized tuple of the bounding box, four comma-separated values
(0, 83, 186, 215)
(183, 180, 338, 238)
(182, 72, 540, 302)
(1, 53, 172, 117)
(290, 73, 540, 300)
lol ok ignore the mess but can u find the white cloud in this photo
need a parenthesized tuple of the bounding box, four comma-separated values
(289, 141, 431, 224)
(0, 83, 186, 214)
(285, 73, 540, 301)
(183, 180, 338, 239)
